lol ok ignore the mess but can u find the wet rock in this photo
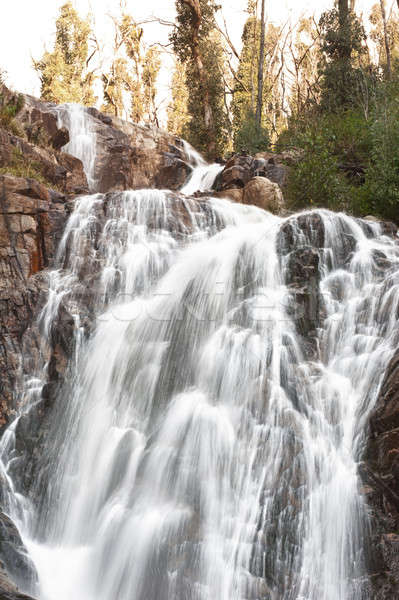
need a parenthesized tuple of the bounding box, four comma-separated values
(285, 246, 322, 343)
(362, 346, 399, 598)
(0, 513, 37, 594)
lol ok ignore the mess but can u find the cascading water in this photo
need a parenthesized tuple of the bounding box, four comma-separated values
(180, 140, 223, 195)
(55, 104, 98, 191)
(1, 108, 399, 600)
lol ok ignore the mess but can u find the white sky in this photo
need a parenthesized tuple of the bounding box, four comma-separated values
(0, 0, 380, 121)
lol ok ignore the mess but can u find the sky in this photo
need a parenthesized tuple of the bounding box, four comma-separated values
(0, 0, 379, 120)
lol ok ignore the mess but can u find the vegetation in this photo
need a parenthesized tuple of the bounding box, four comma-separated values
(0, 147, 59, 190)
(272, 0, 399, 223)
(4, 0, 399, 221)
(0, 90, 25, 137)
(33, 1, 96, 105)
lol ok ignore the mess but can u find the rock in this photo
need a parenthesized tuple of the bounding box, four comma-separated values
(242, 176, 284, 214)
(0, 127, 88, 196)
(0, 174, 69, 426)
(214, 188, 244, 203)
(50, 126, 69, 151)
(0, 513, 37, 594)
(52, 106, 195, 193)
(215, 151, 293, 194)
(362, 347, 399, 599)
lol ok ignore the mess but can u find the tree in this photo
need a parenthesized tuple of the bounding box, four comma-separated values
(318, 2, 366, 111)
(34, 2, 96, 105)
(369, 3, 399, 75)
(171, 0, 228, 158)
(287, 17, 322, 115)
(232, 5, 290, 150)
(167, 60, 190, 136)
(102, 58, 130, 117)
(255, 0, 266, 127)
(101, 12, 161, 124)
(379, 0, 392, 79)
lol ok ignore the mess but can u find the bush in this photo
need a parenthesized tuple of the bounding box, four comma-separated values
(0, 91, 25, 136)
(285, 128, 349, 211)
(234, 112, 270, 154)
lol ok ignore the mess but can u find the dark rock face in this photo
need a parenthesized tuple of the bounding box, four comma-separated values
(0, 174, 70, 425)
(277, 213, 325, 355)
(362, 348, 399, 599)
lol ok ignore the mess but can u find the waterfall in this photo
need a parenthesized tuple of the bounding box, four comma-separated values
(55, 104, 98, 191)
(180, 140, 223, 195)
(1, 112, 399, 600)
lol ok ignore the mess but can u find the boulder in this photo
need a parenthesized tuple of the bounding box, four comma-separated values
(242, 176, 284, 214)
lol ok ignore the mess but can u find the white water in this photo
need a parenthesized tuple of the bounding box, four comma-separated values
(56, 104, 98, 191)
(1, 109, 399, 600)
(181, 140, 223, 195)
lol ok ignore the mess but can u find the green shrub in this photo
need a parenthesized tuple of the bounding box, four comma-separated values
(234, 112, 270, 154)
(0, 91, 25, 136)
(285, 129, 349, 211)
(0, 147, 61, 190)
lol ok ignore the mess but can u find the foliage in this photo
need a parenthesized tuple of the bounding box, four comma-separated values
(318, 6, 367, 111)
(167, 60, 190, 136)
(0, 147, 60, 190)
(284, 120, 350, 211)
(170, 1, 229, 158)
(234, 111, 269, 154)
(360, 82, 399, 221)
(102, 14, 161, 123)
(34, 2, 96, 105)
(0, 91, 25, 137)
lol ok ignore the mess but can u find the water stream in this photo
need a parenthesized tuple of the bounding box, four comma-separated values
(1, 105, 399, 600)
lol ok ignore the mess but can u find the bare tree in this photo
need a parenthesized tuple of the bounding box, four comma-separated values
(380, 0, 392, 79)
(255, 0, 266, 126)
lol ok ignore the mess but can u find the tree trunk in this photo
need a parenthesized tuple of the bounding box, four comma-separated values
(255, 0, 266, 127)
(350, 0, 356, 10)
(380, 0, 392, 79)
(182, 0, 217, 158)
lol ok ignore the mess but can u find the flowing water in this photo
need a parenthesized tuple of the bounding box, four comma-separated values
(180, 140, 223, 195)
(56, 104, 98, 191)
(1, 106, 399, 600)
